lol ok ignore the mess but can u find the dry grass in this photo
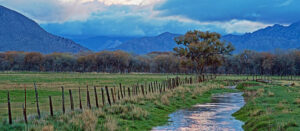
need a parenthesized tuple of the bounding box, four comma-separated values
(278, 80, 299, 87)
(42, 125, 54, 131)
(250, 109, 264, 117)
(294, 98, 300, 104)
(161, 94, 170, 105)
(268, 91, 275, 97)
(282, 108, 291, 113)
(104, 116, 118, 131)
(257, 88, 265, 97)
(71, 110, 97, 131)
(128, 105, 149, 120)
(277, 100, 288, 110)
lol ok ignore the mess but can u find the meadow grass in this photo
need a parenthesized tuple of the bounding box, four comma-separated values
(1, 72, 300, 130)
(0, 72, 193, 120)
(0, 72, 236, 131)
(234, 80, 300, 131)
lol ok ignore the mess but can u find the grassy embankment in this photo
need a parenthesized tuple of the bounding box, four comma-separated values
(0, 72, 237, 131)
(234, 80, 300, 131)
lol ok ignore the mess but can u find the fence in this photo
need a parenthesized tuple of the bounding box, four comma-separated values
(6, 74, 298, 125)
(5, 75, 210, 125)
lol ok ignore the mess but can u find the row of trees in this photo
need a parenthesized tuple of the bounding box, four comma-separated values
(0, 51, 180, 73)
(0, 50, 300, 75)
(222, 50, 300, 75)
(0, 30, 298, 75)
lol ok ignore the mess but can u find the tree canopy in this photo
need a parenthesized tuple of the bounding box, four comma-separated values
(174, 30, 234, 74)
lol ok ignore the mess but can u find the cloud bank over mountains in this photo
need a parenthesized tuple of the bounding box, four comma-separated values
(0, 0, 298, 36)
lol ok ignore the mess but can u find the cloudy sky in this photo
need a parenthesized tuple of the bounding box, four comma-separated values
(1, 0, 299, 36)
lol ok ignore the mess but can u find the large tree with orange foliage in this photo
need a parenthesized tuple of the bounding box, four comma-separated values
(174, 30, 234, 74)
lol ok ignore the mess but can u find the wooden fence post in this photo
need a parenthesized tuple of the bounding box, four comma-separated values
(61, 86, 65, 114)
(154, 81, 157, 92)
(117, 90, 120, 100)
(24, 87, 27, 124)
(141, 85, 145, 96)
(87, 85, 91, 109)
(79, 87, 82, 110)
(7, 91, 12, 124)
(34, 83, 41, 119)
(128, 87, 131, 97)
(94, 86, 99, 108)
(144, 84, 147, 95)
(151, 83, 154, 93)
(148, 84, 151, 94)
(123, 86, 126, 97)
(101, 88, 105, 106)
(22, 104, 27, 124)
(120, 83, 123, 98)
(159, 84, 162, 94)
(69, 90, 74, 111)
(49, 96, 53, 116)
(105, 86, 111, 106)
(111, 88, 116, 104)
(24, 87, 26, 110)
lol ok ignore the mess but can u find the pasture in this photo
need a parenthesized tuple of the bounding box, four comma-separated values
(1, 72, 300, 130)
(0, 72, 190, 120)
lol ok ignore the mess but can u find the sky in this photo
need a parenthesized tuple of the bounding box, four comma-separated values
(0, 0, 299, 36)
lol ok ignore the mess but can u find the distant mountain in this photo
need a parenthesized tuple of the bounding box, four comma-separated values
(106, 22, 300, 54)
(223, 22, 300, 53)
(108, 32, 180, 54)
(0, 6, 89, 54)
(64, 35, 136, 51)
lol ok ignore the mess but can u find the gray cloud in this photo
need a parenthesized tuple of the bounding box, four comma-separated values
(1, 0, 273, 36)
(155, 0, 300, 23)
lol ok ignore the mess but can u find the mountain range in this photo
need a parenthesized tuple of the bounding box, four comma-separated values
(64, 35, 136, 51)
(0, 5, 88, 54)
(1, 5, 300, 54)
(70, 23, 300, 54)
(222, 22, 300, 53)
(108, 32, 180, 54)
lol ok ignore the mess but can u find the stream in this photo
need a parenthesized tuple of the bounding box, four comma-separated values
(152, 91, 245, 131)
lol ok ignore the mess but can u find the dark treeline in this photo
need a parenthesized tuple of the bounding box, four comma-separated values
(222, 50, 300, 76)
(0, 49, 299, 76)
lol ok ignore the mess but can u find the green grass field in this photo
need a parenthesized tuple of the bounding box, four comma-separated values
(0, 72, 192, 120)
(1, 72, 300, 130)
(234, 80, 300, 130)
(0, 72, 229, 130)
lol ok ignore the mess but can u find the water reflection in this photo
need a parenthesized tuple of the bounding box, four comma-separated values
(153, 93, 245, 131)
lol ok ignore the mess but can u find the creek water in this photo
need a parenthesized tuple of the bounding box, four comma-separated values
(152, 91, 245, 131)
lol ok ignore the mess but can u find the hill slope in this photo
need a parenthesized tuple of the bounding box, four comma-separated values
(107, 22, 300, 54)
(223, 22, 300, 53)
(64, 35, 136, 51)
(0, 6, 89, 54)
(109, 32, 180, 54)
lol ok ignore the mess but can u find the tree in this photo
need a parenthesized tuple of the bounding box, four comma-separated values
(43, 53, 76, 72)
(238, 50, 256, 74)
(4, 51, 25, 70)
(113, 50, 131, 73)
(174, 30, 234, 74)
(24, 52, 43, 71)
(153, 54, 180, 73)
